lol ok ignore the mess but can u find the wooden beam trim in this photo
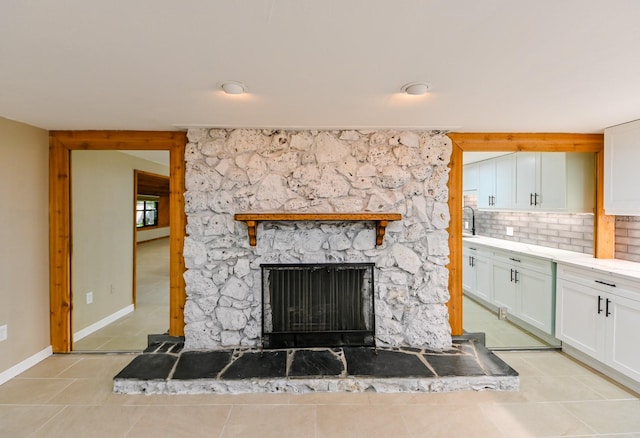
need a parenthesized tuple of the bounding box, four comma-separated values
(49, 131, 187, 352)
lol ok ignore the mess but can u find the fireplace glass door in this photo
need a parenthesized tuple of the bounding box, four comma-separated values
(261, 263, 375, 348)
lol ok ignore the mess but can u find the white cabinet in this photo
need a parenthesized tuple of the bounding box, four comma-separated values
(463, 240, 556, 336)
(491, 249, 554, 334)
(605, 119, 640, 215)
(462, 244, 493, 302)
(463, 162, 479, 192)
(514, 152, 594, 212)
(556, 263, 640, 383)
(477, 154, 515, 209)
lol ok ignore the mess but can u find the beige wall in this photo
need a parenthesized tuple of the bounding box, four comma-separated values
(71, 151, 169, 334)
(0, 117, 50, 373)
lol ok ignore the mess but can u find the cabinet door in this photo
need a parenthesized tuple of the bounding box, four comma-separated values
(555, 279, 605, 360)
(515, 152, 537, 210)
(463, 163, 479, 192)
(606, 294, 640, 381)
(474, 254, 493, 302)
(517, 268, 553, 334)
(462, 249, 476, 294)
(604, 120, 640, 215)
(477, 160, 495, 209)
(492, 260, 517, 313)
(538, 152, 567, 210)
(494, 154, 515, 209)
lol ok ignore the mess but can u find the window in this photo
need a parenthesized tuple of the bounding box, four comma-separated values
(136, 197, 158, 228)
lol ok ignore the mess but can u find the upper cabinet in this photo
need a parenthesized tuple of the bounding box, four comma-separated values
(468, 152, 594, 213)
(477, 154, 515, 209)
(605, 119, 640, 215)
(515, 152, 594, 212)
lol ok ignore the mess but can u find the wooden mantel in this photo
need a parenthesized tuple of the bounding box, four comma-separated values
(234, 213, 402, 247)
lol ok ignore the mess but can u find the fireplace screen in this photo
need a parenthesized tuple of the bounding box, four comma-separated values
(261, 263, 375, 348)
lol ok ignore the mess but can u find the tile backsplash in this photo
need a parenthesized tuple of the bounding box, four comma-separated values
(463, 194, 594, 255)
(463, 195, 640, 261)
(614, 217, 640, 263)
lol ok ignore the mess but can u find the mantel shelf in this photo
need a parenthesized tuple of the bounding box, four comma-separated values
(234, 212, 402, 247)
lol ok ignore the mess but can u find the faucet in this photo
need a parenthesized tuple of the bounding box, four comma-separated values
(463, 206, 476, 236)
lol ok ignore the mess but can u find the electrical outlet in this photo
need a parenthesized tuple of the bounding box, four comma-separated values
(464, 221, 469, 230)
(506, 226, 514, 236)
(498, 307, 508, 320)
(86, 291, 93, 304)
(0, 324, 7, 342)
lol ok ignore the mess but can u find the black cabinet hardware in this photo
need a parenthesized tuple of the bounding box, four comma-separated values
(595, 280, 616, 288)
(534, 193, 539, 206)
(509, 257, 521, 263)
(598, 295, 603, 314)
(510, 268, 514, 282)
(606, 298, 612, 317)
(530, 193, 534, 206)
(514, 269, 519, 283)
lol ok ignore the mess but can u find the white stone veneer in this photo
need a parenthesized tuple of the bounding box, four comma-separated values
(183, 129, 452, 351)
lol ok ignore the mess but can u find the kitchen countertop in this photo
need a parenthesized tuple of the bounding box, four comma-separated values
(462, 234, 640, 282)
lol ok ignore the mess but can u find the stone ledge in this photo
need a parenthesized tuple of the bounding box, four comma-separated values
(113, 340, 519, 395)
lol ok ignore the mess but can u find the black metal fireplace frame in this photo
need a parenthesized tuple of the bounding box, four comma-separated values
(260, 263, 376, 349)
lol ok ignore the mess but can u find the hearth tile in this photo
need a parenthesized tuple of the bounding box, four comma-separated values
(289, 349, 344, 377)
(172, 350, 233, 380)
(221, 351, 287, 380)
(113, 354, 176, 380)
(156, 342, 174, 353)
(474, 345, 519, 377)
(168, 342, 184, 354)
(143, 342, 162, 353)
(343, 348, 435, 378)
(424, 353, 486, 377)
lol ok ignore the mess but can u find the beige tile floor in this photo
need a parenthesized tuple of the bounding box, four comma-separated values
(1, 351, 639, 437)
(73, 238, 170, 351)
(463, 295, 557, 349)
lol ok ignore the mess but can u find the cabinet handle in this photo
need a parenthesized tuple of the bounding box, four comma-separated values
(510, 268, 514, 282)
(530, 193, 534, 206)
(514, 269, 519, 283)
(606, 298, 612, 317)
(534, 193, 540, 206)
(597, 295, 603, 314)
(469, 247, 477, 251)
(488, 195, 492, 206)
(595, 280, 616, 288)
(509, 257, 521, 263)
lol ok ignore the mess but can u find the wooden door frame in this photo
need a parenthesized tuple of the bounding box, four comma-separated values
(49, 131, 187, 352)
(445, 133, 614, 336)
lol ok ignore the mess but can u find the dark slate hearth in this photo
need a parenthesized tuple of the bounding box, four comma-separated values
(113, 340, 519, 394)
(221, 351, 287, 380)
(344, 347, 435, 378)
(289, 349, 344, 377)
(425, 353, 486, 377)
(114, 353, 177, 380)
(173, 351, 233, 380)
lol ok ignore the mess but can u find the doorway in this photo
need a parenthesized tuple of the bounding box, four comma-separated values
(49, 131, 186, 353)
(70, 152, 171, 351)
(446, 133, 613, 348)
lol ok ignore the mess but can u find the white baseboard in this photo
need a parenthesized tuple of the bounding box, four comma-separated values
(73, 304, 135, 341)
(0, 345, 53, 386)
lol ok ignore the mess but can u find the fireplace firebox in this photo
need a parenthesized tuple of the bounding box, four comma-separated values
(261, 263, 375, 349)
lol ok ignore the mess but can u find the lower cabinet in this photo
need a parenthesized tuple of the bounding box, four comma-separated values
(556, 263, 640, 383)
(463, 244, 493, 302)
(492, 250, 554, 334)
(462, 241, 555, 337)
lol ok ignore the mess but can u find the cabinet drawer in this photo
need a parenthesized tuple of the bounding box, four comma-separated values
(557, 263, 640, 302)
(492, 249, 553, 275)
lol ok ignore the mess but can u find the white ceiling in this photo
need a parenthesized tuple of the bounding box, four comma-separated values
(2, 1, 640, 133)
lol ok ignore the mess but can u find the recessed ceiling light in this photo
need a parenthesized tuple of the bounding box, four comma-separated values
(219, 81, 247, 95)
(401, 82, 431, 95)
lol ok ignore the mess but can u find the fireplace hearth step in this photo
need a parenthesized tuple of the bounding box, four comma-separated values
(113, 340, 519, 394)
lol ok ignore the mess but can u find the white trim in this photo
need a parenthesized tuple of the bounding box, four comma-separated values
(73, 304, 135, 341)
(0, 346, 53, 386)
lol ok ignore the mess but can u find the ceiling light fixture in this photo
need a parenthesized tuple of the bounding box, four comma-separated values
(401, 82, 431, 95)
(219, 81, 247, 95)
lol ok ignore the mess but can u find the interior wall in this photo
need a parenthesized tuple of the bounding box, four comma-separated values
(71, 151, 169, 334)
(0, 117, 50, 374)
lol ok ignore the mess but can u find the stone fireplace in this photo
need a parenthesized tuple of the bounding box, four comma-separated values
(182, 128, 452, 351)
